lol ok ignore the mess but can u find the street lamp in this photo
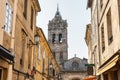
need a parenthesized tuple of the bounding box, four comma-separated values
(34, 34, 40, 44)
(27, 33, 40, 47)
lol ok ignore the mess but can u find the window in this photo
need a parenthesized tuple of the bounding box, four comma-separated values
(23, 0, 28, 18)
(118, 0, 120, 27)
(30, 7, 34, 30)
(5, 3, 12, 34)
(53, 69, 55, 76)
(38, 44, 41, 60)
(100, 0, 103, 10)
(20, 30, 27, 66)
(0, 69, 2, 80)
(107, 8, 113, 45)
(59, 34, 62, 43)
(101, 25, 105, 52)
(114, 71, 118, 80)
(52, 34, 56, 43)
(104, 74, 108, 80)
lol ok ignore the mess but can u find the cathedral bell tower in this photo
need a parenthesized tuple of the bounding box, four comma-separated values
(48, 5, 68, 68)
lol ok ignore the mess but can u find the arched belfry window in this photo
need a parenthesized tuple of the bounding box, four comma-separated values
(59, 34, 62, 43)
(52, 34, 56, 43)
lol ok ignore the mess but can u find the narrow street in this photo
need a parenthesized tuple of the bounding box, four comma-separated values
(0, 0, 120, 80)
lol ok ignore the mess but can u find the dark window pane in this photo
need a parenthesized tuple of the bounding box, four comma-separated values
(114, 71, 118, 80)
(0, 69, 2, 80)
(59, 34, 62, 43)
(52, 34, 56, 43)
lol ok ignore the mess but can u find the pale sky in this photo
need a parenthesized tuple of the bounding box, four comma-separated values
(37, 0, 91, 59)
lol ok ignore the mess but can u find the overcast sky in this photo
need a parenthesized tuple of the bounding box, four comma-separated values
(37, 0, 91, 59)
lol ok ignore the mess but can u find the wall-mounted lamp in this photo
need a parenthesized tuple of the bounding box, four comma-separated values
(27, 34, 40, 47)
(49, 63, 53, 68)
(34, 34, 40, 44)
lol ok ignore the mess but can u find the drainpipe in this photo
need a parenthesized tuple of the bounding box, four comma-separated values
(97, 0, 102, 80)
(96, 0, 101, 67)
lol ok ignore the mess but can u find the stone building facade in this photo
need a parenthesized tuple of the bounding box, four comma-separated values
(85, 0, 99, 78)
(48, 6, 88, 80)
(86, 0, 120, 80)
(0, 0, 24, 80)
(61, 57, 88, 80)
(0, 0, 16, 80)
(0, 0, 60, 80)
(12, 0, 40, 80)
(35, 27, 60, 80)
(48, 6, 68, 69)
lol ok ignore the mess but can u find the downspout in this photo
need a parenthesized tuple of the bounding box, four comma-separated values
(97, 0, 102, 80)
(97, 0, 101, 66)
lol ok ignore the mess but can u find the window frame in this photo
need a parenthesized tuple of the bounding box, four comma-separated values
(118, 0, 120, 28)
(106, 8, 113, 45)
(23, 0, 28, 19)
(5, 3, 13, 34)
(59, 34, 63, 43)
(30, 7, 34, 30)
(100, 0, 103, 10)
(52, 34, 56, 43)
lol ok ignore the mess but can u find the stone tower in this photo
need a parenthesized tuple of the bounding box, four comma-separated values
(48, 5, 68, 68)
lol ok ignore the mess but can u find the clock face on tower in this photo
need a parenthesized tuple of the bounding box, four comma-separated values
(55, 45, 59, 50)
